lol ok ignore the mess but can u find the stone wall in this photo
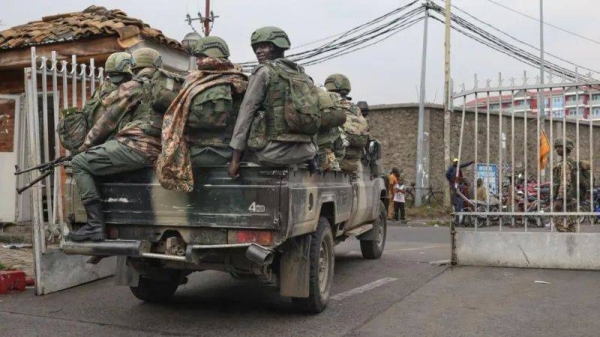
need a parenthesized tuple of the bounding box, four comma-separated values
(369, 103, 600, 195)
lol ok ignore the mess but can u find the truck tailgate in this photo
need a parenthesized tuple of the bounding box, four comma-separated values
(74, 167, 283, 230)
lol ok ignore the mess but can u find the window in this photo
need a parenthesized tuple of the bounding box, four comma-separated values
(593, 108, 600, 117)
(552, 97, 564, 108)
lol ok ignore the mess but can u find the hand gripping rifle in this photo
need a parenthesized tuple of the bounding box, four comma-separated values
(14, 155, 73, 194)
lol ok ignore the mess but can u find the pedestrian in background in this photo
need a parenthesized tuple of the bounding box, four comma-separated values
(394, 176, 407, 223)
(446, 158, 474, 225)
(388, 167, 400, 220)
(476, 178, 488, 201)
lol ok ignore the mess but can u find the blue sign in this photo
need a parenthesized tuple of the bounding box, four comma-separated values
(476, 163, 499, 196)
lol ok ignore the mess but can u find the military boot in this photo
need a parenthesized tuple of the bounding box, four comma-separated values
(68, 201, 105, 242)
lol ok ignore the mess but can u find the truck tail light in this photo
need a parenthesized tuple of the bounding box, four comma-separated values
(231, 230, 274, 246)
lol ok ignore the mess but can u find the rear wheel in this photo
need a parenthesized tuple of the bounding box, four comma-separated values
(292, 217, 335, 314)
(130, 273, 182, 303)
(360, 201, 387, 259)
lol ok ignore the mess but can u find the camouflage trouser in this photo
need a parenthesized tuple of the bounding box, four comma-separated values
(71, 140, 152, 205)
(554, 200, 578, 233)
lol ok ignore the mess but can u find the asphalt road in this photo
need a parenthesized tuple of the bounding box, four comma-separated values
(2, 225, 599, 337)
(0, 225, 450, 337)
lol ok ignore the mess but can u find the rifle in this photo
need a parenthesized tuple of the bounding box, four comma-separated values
(14, 155, 73, 194)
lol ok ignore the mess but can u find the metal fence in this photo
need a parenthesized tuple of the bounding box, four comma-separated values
(24, 47, 114, 294)
(450, 70, 600, 269)
(452, 70, 599, 231)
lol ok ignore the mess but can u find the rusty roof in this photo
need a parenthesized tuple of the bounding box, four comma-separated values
(0, 5, 184, 51)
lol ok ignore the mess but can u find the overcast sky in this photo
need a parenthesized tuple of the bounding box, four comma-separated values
(4, 0, 600, 105)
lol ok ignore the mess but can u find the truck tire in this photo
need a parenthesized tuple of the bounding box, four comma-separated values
(360, 201, 387, 259)
(292, 217, 335, 314)
(130, 276, 180, 303)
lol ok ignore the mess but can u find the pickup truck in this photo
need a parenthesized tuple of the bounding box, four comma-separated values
(63, 142, 387, 313)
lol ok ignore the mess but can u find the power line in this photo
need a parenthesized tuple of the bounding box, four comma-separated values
(427, 2, 591, 81)
(483, 0, 600, 46)
(239, 0, 421, 70)
(436, 0, 600, 76)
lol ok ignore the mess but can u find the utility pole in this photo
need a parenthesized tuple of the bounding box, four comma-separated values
(538, 0, 547, 179)
(415, 1, 430, 207)
(204, 0, 211, 36)
(185, 0, 218, 37)
(443, 0, 452, 208)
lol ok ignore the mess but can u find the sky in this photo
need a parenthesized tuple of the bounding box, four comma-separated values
(3, 0, 600, 105)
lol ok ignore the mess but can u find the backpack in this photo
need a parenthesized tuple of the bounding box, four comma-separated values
(58, 107, 87, 152)
(151, 69, 185, 114)
(343, 112, 369, 148)
(269, 62, 321, 135)
(318, 90, 347, 131)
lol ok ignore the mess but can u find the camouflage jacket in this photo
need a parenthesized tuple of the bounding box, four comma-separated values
(79, 68, 161, 159)
(553, 157, 577, 200)
(156, 63, 248, 192)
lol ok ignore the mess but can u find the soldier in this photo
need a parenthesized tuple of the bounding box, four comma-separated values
(324, 74, 369, 174)
(67, 48, 167, 242)
(57, 52, 131, 152)
(156, 36, 248, 191)
(228, 26, 318, 177)
(552, 138, 579, 232)
(316, 87, 347, 171)
(85, 52, 133, 128)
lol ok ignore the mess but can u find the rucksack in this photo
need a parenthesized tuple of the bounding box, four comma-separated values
(343, 112, 369, 148)
(318, 90, 347, 131)
(58, 107, 87, 152)
(151, 68, 185, 114)
(268, 62, 321, 135)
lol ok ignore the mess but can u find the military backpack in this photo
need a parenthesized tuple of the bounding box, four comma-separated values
(58, 107, 87, 152)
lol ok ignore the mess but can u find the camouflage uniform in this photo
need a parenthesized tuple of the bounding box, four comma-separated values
(85, 81, 117, 129)
(230, 60, 317, 166)
(72, 67, 164, 205)
(156, 48, 248, 192)
(324, 74, 369, 174)
(552, 138, 578, 232)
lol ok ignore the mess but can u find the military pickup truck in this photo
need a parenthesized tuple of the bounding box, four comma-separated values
(62, 142, 387, 313)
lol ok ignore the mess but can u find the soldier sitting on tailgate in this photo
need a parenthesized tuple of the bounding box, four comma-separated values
(68, 48, 169, 242)
(57, 52, 132, 153)
(324, 74, 369, 174)
(228, 26, 320, 177)
(155, 36, 248, 192)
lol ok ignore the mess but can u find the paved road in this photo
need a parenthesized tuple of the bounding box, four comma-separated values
(2, 226, 599, 337)
(0, 226, 450, 337)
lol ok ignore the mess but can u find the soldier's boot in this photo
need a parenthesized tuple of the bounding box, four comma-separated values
(68, 201, 106, 242)
(307, 156, 318, 174)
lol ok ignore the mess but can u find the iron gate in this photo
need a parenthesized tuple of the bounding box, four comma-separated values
(24, 47, 114, 294)
(451, 70, 600, 269)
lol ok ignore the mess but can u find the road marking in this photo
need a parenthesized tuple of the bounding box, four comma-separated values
(345, 244, 449, 256)
(331, 277, 398, 301)
(383, 244, 450, 254)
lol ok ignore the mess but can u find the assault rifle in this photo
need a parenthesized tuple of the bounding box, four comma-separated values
(14, 155, 73, 194)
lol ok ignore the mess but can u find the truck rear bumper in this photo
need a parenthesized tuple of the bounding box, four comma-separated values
(61, 240, 273, 265)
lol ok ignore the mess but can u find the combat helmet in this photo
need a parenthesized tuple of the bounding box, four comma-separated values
(554, 137, 574, 151)
(132, 47, 162, 69)
(193, 36, 230, 58)
(251, 26, 291, 50)
(324, 74, 351, 93)
(105, 52, 135, 75)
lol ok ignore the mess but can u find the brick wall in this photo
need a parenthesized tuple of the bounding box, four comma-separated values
(370, 103, 600, 195)
(0, 100, 16, 152)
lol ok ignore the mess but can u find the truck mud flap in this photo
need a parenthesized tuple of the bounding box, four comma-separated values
(280, 235, 311, 298)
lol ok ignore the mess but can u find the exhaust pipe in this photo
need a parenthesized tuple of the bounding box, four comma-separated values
(245, 244, 274, 266)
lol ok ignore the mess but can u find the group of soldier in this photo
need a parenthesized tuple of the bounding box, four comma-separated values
(63, 26, 371, 242)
